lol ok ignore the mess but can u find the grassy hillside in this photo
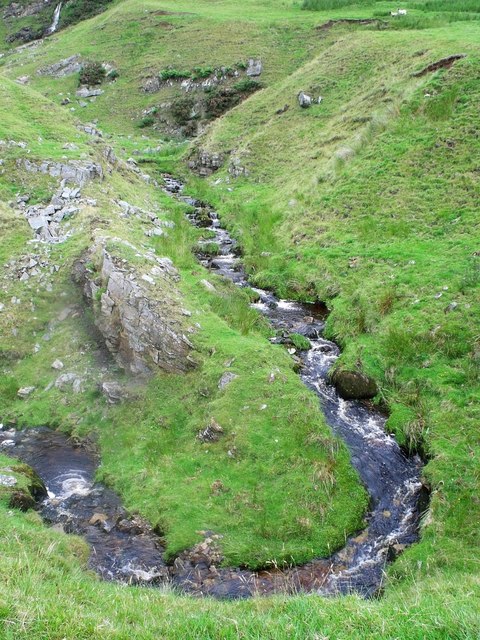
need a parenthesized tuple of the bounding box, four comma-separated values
(0, 0, 479, 637)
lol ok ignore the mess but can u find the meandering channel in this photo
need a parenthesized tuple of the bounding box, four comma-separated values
(0, 175, 426, 598)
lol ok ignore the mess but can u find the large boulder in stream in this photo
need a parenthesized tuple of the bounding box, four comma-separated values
(330, 368, 378, 400)
(73, 236, 196, 375)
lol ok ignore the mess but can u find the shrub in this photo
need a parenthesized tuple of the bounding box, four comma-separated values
(138, 116, 155, 128)
(170, 96, 196, 125)
(290, 333, 311, 351)
(160, 68, 191, 81)
(233, 78, 262, 93)
(60, 0, 113, 27)
(79, 61, 106, 86)
(192, 66, 213, 80)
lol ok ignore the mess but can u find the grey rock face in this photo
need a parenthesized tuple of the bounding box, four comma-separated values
(76, 87, 104, 99)
(4, 1, 51, 19)
(20, 158, 103, 186)
(20, 175, 97, 243)
(246, 59, 262, 77)
(75, 239, 195, 375)
(188, 150, 224, 176)
(37, 55, 83, 78)
(330, 369, 378, 400)
(218, 371, 238, 390)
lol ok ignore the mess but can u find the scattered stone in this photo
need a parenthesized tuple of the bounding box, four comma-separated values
(218, 371, 238, 390)
(16, 75, 30, 85)
(101, 381, 125, 404)
(51, 360, 64, 370)
(17, 386, 35, 399)
(55, 373, 83, 394)
(444, 301, 458, 313)
(197, 418, 224, 443)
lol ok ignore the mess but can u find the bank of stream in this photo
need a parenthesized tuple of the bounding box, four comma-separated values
(0, 175, 426, 599)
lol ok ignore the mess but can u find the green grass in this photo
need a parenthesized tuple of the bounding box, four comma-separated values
(1, 0, 480, 636)
(0, 76, 366, 572)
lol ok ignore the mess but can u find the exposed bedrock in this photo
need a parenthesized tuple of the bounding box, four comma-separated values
(73, 237, 196, 375)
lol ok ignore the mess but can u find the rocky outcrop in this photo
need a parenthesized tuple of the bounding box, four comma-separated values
(4, 1, 52, 19)
(37, 55, 83, 77)
(19, 179, 97, 243)
(74, 237, 195, 375)
(330, 368, 378, 400)
(188, 150, 224, 176)
(19, 159, 103, 186)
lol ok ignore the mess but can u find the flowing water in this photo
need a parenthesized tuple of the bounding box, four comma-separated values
(0, 175, 426, 598)
(46, 3, 62, 35)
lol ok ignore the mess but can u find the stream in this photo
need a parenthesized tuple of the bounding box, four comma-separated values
(0, 175, 426, 598)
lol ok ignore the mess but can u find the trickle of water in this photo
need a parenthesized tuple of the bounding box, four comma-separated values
(46, 3, 62, 35)
(0, 176, 426, 600)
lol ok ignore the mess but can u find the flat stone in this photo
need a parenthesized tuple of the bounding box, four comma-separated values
(17, 386, 35, 398)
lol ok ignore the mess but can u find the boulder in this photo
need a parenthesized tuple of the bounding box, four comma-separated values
(246, 59, 263, 77)
(17, 386, 35, 399)
(298, 91, 312, 108)
(330, 369, 378, 400)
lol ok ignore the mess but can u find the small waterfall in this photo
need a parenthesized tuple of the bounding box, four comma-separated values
(46, 2, 62, 35)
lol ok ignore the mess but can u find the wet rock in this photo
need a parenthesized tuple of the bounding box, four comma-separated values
(330, 369, 378, 400)
(17, 386, 35, 399)
(197, 418, 224, 443)
(218, 371, 238, 390)
(74, 237, 195, 375)
(89, 512, 109, 526)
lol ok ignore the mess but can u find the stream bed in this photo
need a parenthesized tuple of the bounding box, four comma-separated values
(0, 175, 426, 598)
